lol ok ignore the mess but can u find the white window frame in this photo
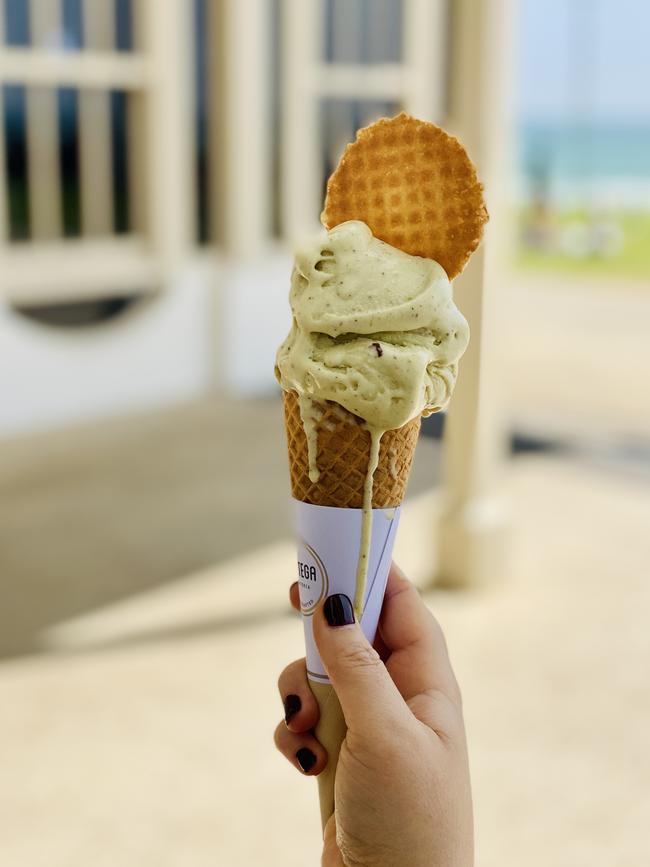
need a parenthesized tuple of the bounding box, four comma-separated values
(0, 0, 512, 584)
(209, 0, 448, 256)
(280, 0, 448, 241)
(0, 0, 193, 306)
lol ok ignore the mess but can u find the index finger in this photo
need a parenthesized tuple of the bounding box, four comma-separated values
(379, 563, 462, 709)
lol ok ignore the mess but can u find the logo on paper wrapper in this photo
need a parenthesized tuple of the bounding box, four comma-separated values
(298, 542, 328, 616)
(293, 501, 402, 684)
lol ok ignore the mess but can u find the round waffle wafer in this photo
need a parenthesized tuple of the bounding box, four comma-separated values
(321, 112, 488, 280)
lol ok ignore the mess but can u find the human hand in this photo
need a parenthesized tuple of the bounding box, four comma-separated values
(274, 563, 473, 867)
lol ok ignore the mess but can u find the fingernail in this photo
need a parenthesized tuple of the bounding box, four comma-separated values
(284, 693, 301, 725)
(324, 594, 355, 627)
(296, 747, 317, 773)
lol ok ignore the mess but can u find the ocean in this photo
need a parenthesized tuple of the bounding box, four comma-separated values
(518, 122, 650, 209)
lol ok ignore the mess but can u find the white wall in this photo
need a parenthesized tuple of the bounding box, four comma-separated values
(216, 247, 293, 396)
(0, 249, 295, 438)
(0, 260, 215, 438)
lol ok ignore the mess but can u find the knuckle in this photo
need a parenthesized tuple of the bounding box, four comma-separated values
(340, 642, 382, 674)
(451, 676, 464, 710)
(420, 687, 465, 740)
(273, 721, 286, 750)
(425, 607, 447, 647)
(277, 658, 304, 694)
(431, 688, 455, 720)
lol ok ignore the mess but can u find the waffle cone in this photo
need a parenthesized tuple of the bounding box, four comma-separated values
(283, 389, 420, 509)
(283, 388, 420, 829)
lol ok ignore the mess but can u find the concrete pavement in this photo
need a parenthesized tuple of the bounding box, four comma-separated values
(1, 456, 649, 866)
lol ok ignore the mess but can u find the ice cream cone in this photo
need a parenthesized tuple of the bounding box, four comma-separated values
(283, 389, 420, 510)
(277, 112, 483, 844)
(283, 388, 420, 827)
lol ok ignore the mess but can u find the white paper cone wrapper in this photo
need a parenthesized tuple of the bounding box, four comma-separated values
(293, 500, 401, 684)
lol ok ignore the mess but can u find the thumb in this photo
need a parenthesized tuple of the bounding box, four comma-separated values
(313, 594, 406, 738)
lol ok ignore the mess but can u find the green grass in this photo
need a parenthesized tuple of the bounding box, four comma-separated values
(515, 210, 650, 279)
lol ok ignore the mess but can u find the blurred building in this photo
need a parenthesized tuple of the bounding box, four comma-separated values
(0, 0, 470, 437)
(1, 5, 649, 866)
(0, 0, 517, 621)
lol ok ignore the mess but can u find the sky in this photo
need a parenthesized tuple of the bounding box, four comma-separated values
(518, 0, 650, 123)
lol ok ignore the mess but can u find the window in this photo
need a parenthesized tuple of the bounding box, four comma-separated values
(0, 0, 450, 310)
(279, 0, 449, 238)
(0, 0, 192, 309)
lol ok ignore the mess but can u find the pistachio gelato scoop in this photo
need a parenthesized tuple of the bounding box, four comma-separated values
(275, 220, 469, 431)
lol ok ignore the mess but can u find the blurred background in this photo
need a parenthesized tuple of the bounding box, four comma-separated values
(0, 1, 648, 865)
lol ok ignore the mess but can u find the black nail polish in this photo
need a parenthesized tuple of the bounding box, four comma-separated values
(296, 747, 317, 773)
(284, 693, 301, 725)
(324, 594, 355, 627)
